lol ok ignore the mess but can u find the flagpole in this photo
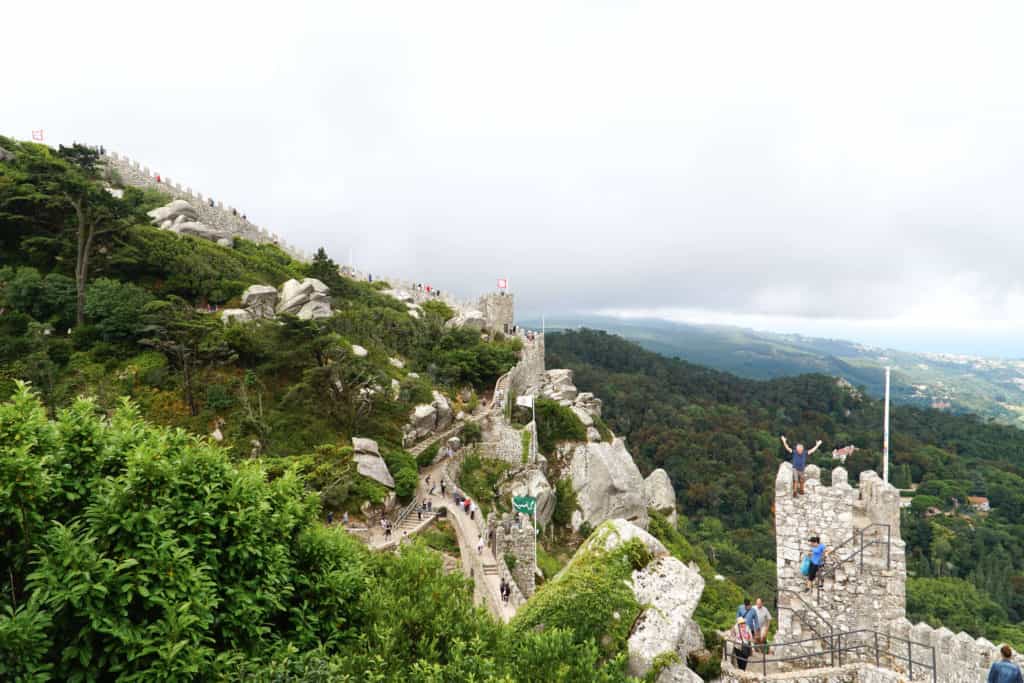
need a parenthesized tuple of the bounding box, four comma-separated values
(883, 366, 890, 483)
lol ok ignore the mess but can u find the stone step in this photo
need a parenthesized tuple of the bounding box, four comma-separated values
(482, 564, 499, 575)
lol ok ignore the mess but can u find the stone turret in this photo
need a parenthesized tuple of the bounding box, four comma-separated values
(756, 463, 1023, 683)
(774, 463, 906, 656)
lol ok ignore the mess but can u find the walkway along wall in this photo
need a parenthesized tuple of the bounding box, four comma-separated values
(102, 151, 309, 262)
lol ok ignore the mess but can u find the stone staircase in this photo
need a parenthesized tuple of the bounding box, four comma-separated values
(482, 562, 499, 577)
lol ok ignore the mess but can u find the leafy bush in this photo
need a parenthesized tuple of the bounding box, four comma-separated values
(521, 429, 531, 463)
(383, 449, 418, 500)
(513, 528, 650, 656)
(535, 398, 587, 454)
(552, 477, 578, 529)
(458, 451, 509, 515)
(83, 277, 154, 342)
(461, 420, 482, 446)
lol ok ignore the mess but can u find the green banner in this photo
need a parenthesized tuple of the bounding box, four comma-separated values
(512, 495, 536, 515)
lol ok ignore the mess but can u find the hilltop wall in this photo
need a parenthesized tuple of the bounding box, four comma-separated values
(102, 151, 309, 262)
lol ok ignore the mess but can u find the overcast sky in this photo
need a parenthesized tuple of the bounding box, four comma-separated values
(6, 2, 1024, 356)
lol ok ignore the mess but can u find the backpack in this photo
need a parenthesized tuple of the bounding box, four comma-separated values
(800, 556, 811, 576)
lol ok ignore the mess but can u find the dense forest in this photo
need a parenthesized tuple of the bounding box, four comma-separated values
(547, 328, 1024, 646)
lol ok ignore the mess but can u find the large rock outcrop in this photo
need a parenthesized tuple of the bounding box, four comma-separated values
(222, 278, 332, 324)
(402, 392, 453, 445)
(277, 278, 331, 319)
(540, 369, 578, 403)
(627, 555, 705, 681)
(240, 285, 279, 319)
(444, 309, 487, 332)
(147, 199, 232, 244)
(643, 468, 678, 526)
(566, 438, 648, 531)
(518, 519, 705, 683)
(352, 437, 394, 488)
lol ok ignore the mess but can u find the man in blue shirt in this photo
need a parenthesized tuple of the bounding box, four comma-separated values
(781, 435, 823, 497)
(989, 645, 1023, 683)
(736, 598, 759, 633)
(806, 536, 830, 592)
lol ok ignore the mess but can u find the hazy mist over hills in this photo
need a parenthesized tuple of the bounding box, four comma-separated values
(526, 315, 1024, 428)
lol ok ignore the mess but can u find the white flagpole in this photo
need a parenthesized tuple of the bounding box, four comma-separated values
(883, 366, 891, 483)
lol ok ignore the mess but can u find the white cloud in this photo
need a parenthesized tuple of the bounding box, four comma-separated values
(5, 1, 1024, 351)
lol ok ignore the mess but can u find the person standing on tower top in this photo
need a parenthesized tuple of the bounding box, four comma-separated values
(781, 435, 822, 497)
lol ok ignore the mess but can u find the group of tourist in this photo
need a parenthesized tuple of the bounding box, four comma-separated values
(499, 578, 512, 604)
(729, 598, 773, 670)
(412, 283, 444, 298)
(454, 491, 478, 520)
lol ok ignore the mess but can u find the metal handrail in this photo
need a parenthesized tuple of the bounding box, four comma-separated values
(815, 524, 891, 601)
(776, 588, 835, 667)
(722, 627, 936, 683)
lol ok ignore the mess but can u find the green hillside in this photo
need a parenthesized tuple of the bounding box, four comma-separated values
(537, 316, 1024, 427)
(547, 328, 1024, 646)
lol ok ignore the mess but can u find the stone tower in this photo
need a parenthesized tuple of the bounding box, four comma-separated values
(774, 463, 906, 658)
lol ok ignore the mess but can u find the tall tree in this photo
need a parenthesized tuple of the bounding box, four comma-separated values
(141, 297, 235, 416)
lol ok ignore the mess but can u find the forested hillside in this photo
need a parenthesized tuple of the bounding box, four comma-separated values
(547, 328, 1024, 646)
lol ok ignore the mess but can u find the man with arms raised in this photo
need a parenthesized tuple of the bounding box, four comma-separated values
(781, 435, 822, 497)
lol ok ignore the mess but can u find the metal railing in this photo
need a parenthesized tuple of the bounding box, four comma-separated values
(815, 523, 891, 602)
(722, 628, 936, 682)
(776, 589, 834, 663)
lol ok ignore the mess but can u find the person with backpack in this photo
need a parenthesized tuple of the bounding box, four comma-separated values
(781, 435, 823, 497)
(736, 599, 759, 634)
(804, 536, 830, 592)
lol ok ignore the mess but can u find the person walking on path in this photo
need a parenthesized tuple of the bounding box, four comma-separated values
(729, 617, 754, 671)
(477, 535, 484, 554)
(736, 599, 759, 634)
(754, 598, 772, 652)
(989, 646, 1023, 683)
(781, 435, 822, 497)
(806, 536, 830, 592)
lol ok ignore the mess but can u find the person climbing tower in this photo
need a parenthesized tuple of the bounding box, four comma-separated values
(781, 435, 823, 497)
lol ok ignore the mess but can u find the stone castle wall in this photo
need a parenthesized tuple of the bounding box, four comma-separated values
(506, 333, 546, 397)
(475, 292, 515, 334)
(102, 151, 309, 262)
(490, 513, 537, 598)
(772, 462, 1022, 682)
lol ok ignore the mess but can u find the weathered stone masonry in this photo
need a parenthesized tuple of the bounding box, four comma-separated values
(102, 151, 308, 262)
(771, 462, 1023, 682)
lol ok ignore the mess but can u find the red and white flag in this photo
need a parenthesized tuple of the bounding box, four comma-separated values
(31, 129, 44, 141)
(497, 278, 508, 290)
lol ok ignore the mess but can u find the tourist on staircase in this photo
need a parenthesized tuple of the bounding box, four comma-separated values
(805, 536, 830, 592)
(780, 435, 823, 497)
(754, 598, 772, 653)
(736, 599, 760, 635)
(728, 617, 755, 671)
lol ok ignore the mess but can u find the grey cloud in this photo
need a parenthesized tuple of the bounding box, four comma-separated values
(5, 1, 1024, 346)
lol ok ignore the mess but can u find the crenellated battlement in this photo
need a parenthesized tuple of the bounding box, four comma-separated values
(767, 462, 1018, 682)
(101, 150, 310, 262)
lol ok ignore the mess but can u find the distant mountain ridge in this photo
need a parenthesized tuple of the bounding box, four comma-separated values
(525, 316, 1024, 427)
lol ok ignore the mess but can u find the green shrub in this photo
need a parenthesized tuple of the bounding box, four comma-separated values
(383, 449, 418, 500)
(461, 421, 482, 446)
(535, 398, 587, 454)
(592, 415, 614, 442)
(536, 545, 565, 580)
(458, 451, 509, 515)
(504, 553, 518, 571)
(521, 429, 531, 463)
(552, 477, 578, 529)
(83, 277, 154, 342)
(513, 530, 650, 656)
